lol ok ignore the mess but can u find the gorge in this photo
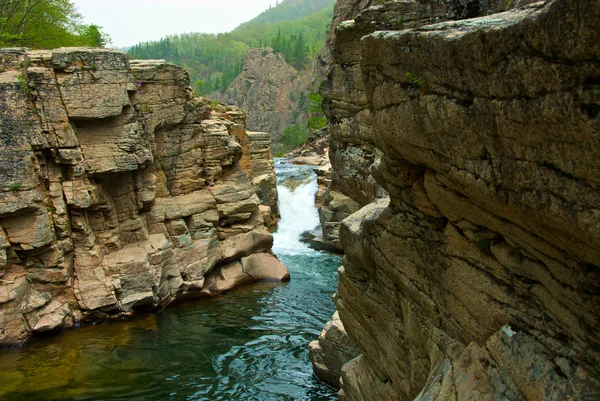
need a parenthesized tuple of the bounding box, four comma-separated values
(0, 0, 599, 399)
(0, 159, 342, 400)
(0, 48, 288, 346)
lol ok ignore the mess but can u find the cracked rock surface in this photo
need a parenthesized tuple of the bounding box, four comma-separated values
(0, 48, 286, 346)
(311, 0, 600, 399)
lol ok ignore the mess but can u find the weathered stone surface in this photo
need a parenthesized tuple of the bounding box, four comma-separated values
(202, 252, 289, 296)
(223, 122, 280, 230)
(247, 132, 279, 222)
(216, 48, 316, 151)
(52, 48, 133, 119)
(3, 212, 54, 250)
(309, 310, 360, 388)
(315, 0, 537, 254)
(0, 48, 286, 346)
(318, 190, 360, 251)
(313, 0, 600, 399)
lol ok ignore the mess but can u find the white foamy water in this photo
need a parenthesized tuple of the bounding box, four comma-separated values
(272, 161, 321, 255)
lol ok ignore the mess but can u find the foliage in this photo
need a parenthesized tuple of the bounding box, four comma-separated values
(307, 92, 326, 130)
(229, 2, 334, 69)
(405, 72, 427, 89)
(127, 0, 334, 95)
(270, 88, 326, 153)
(128, 32, 247, 95)
(0, 0, 110, 49)
(278, 123, 309, 153)
(16, 75, 28, 93)
(10, 183, 21, 191)
(269, 29, 310, 70)
(79, 24, 109, 47)
(309, 116, 326, 130)
(236, 0, 333, 26)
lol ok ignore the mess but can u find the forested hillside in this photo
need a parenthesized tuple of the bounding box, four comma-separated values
(127, 0, 334, 95)
(0, 0, 109, 48)
(235, 0, 333, 26)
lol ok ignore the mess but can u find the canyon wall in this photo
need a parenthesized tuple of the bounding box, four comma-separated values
(312, 0, 600, 399)
(0, 48, 285, 347)
(217, 48, 316, 152)
(315, 0, 388, 252)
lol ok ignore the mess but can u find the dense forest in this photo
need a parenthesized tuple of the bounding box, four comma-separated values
(0, 0, 110, 48)
(236, 0, 333, 26)
(127, 0, 334, 95)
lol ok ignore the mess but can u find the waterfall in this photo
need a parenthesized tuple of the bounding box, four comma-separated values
(272, 160, 321, 255)
(0, 159, 341, 401)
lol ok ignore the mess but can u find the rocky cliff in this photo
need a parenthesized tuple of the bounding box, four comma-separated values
(225, 109, 280, 230)
(312, 0, 600, 399)
(314, 0, 389, 252)
(217, 48, 317, 152)
(0, 48, 286, 347)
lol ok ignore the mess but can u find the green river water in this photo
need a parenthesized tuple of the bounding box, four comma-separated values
(0, 161, 341, 401)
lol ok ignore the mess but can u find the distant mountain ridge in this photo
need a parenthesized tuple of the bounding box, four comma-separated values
(234, 0, 336, 27)
(128, 0, 334, 95)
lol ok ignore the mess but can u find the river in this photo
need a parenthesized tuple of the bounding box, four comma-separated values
(0, 160, 341, 401)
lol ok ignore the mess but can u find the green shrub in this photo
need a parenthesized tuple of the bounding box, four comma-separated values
(281, 124, 309, 148)
(405, 72, 427, 89)
(17, 76, 28, 93)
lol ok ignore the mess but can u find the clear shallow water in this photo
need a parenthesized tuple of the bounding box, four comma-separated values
(0, 160, 340, 401)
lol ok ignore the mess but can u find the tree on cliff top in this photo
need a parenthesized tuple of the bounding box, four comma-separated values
(0, 0, 110, 48)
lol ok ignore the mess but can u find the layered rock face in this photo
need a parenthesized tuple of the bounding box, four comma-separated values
(224, 109, 280, 230)
(0, 48, 286, 346)
(316, 0, 392, 252)
(217, 48, 316, 150)
(313, 0, 600, 399)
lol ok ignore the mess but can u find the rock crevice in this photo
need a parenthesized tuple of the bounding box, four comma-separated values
(311, 0, 600, 399)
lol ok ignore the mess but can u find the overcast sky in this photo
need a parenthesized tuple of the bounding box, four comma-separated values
(73, 0, 276, 48)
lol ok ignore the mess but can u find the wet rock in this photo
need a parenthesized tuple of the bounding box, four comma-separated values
(202, 252, 289, 296)
(309, 310, 360, 388)
(300, 229, 344, 254)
